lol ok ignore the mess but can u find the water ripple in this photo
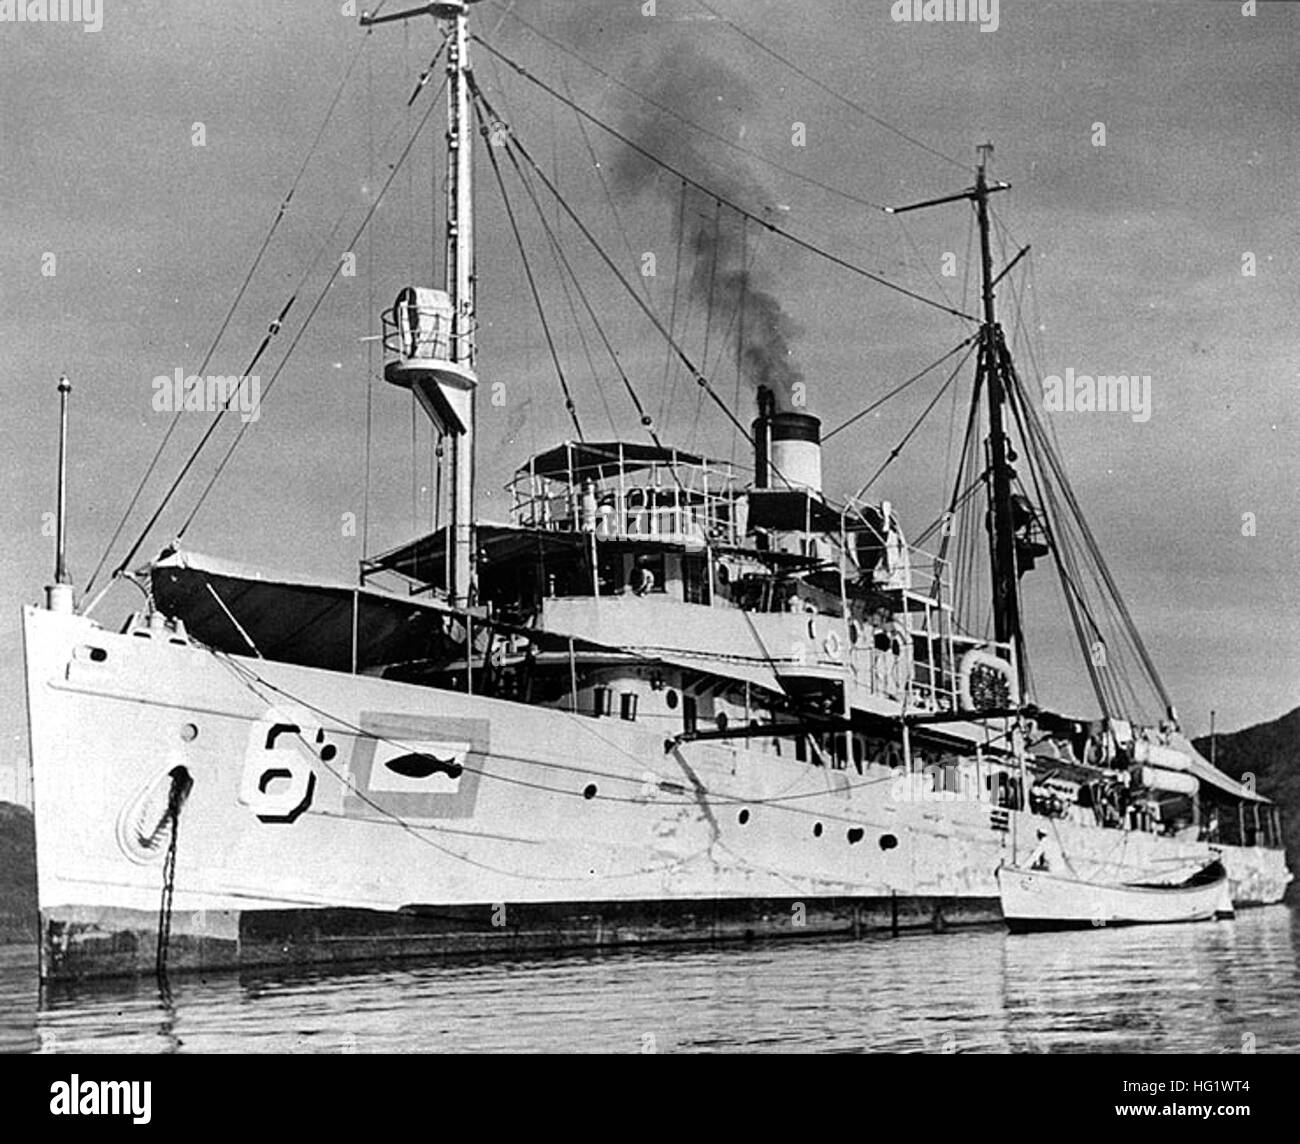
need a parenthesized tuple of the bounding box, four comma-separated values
(0, 907, 1294, 1053)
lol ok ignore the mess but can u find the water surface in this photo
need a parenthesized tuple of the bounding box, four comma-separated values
(1, 907, 1294, 1053)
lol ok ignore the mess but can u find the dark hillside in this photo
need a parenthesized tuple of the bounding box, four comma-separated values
(0, 802, 36, 942)
(1195, 707, 1300, 902)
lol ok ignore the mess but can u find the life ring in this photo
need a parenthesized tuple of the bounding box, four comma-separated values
(823, 629, 843, 661)
(958, 648, 1019, 712)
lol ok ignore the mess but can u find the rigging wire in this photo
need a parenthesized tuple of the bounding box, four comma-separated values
(140, 74, 452, 555)
(657, 181, 689, 432)
(689, 0, 971, 175)
(823, 336, 977, 442)
(729, 232, 750, 471)
(700, 199, 722, 408)
(469, 75, 756, 447)
(471, 36, 977, 324)
(466, 80, 818, 688)
(484, 0, 890, 213)
(503, 141, 653, 438)
(894, 213, 962, 327)
(214, 647, 923, 854)
(1006, 354, 1172, 712)
(84, 35, 372, 602)
(1001, 362, 1110, 716)
(364, 31, 376, 558)
(849, 342, 975, 503)
(1005, 355, 1163, 718)
(176, 208, 351, 540)
(502, 120, 622, 437)
(561, 70, 656, 309)
(476, 98, 585, 440)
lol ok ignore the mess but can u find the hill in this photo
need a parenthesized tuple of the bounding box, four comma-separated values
(1195, 707, 1300, 901)
(0, 802, 36, 942)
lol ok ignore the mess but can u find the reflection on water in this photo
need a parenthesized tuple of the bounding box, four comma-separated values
(1, 907, 1295, 1053)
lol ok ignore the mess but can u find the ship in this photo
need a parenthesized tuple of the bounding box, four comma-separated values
(22, 0, 1289, 980)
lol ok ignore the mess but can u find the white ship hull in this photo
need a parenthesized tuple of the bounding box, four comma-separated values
(23, 605, 1291, 979)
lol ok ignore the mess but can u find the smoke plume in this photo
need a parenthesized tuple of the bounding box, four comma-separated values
(606, 37, 805, 412)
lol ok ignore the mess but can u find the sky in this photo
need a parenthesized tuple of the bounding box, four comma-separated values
(2, 0, 1298, 799)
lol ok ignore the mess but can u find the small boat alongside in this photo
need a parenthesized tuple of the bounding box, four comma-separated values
(998, 861, 1232, 932)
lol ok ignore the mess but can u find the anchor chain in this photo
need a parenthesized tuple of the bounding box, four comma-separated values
(154, 766, 193, 981)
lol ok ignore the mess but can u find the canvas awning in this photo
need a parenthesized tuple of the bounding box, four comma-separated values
(519, 441, 720, 481)
(149, 548, 459, 672)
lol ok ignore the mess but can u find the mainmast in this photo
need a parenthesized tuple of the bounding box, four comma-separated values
(366, 1, 480, 607)
(972, 144, 1023, 675)
(887, 143, 1026, 687)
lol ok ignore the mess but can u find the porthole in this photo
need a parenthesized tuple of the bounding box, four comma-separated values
(180, 722, 199, 742)
(666, 690, 679, 710)
(716, 712, 729, 731)
(738, 808, 750, 825)
(813, 822, 823, 838)
(879, 833, 898, 850)
(847, 827, 864, 845)
(583, 783, 598, 800)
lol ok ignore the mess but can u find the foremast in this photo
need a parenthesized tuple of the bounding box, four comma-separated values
(366, 2, 480, 606)
(445, 6, 476, 607)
